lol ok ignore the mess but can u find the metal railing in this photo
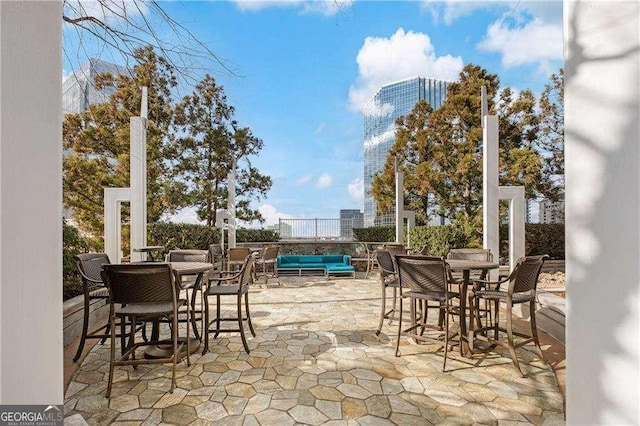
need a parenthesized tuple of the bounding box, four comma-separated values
(279, 218, 357, 240)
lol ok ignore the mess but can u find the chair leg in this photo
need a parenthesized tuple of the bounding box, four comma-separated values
(443, 305, 449, 373)
(215, 295, 221, 339)
(376, 285, 387, 336)
(129, 315, 137, 368)
(395, 297, 403, 357)
(245, 293, 256, 337)
(170, 313, 177, 393)
(106, 315, 116, 399)
(506, 302, 524, 377)
(202, 293, 210, 355)
(365, 257, 372, 279)
(73, 297, 91, 362)
(189, 288, 200, 341)
(529, 300, 545, 362)
(237, 296, 250, 354)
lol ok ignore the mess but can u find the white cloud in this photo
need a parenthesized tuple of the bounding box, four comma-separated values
(421, 1, 562, 26)
(296, 173, 313, 186)
(348, 28, 464, 113)
(477, 18, 563, 67)
(348, 178, 364, 203)
(230, 0, 352, 16)
(363, 99, 394, 119)
(364, 123, 396, 149)
(257, 203, 294, 226)
(164, 207, 203, 224)
(315, 122, 326, 134)
(316, 173, 333, 188)
(64, 0, 149, 25)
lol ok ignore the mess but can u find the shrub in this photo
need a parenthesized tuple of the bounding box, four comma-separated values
(63, 219, 100, 300)
(148, 222, 219, 250)
(237, 228, 279, 242)
(409, 225, 476, 257)
(353, 226, 395, 242)
(500, 223, 565, 260)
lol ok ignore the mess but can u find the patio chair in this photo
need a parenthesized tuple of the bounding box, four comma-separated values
(227, 247, 251, 272)
(208, 243, 225, 271)
(255, 245, 279, 286)
(202, 253, 257, 354)
(364, 243, 379, 279)
(394, 255, 459, 372)
(167, 249, 209, 340)
(471, 254, 549, 377)
(72, 253, 144, 362)
(101, 263, 188, 398)
(446, 248, 495, 327)
(374, 249, 400, 336)
(382, 243, 406, 258)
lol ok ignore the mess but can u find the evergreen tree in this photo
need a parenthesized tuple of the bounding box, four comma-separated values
(172, 74, 272, 226)
(63, 46, 184, 243)
(537, 68, 564, 199)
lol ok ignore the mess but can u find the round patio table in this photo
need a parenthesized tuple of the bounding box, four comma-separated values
(446, 259, 499, 357)
(145, 261, 213, 359)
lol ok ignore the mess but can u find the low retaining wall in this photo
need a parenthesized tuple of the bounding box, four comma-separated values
(63, 293, 109, 348)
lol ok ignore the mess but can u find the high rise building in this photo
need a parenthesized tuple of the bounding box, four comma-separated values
(539, 199, 565, 224)
(363, 77, 449, 227)
(63, 58, 129, 115)
(339, 209, 364, 239)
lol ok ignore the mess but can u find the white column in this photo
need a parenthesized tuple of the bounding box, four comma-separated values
(395, 157, 403, 244)
(483, 115, 499, 279)
(104, 188, 131, 264)
(129, 116, 147, 262)
(227, 161, 236, 248)
(0, 0, 63, 404)
(498, 186, 525, 272)
(565, 1, 639, 423)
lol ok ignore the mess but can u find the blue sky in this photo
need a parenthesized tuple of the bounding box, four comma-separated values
(63, 0, 563, 226)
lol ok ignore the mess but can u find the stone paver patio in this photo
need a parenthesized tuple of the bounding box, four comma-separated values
(64, 275, 565, 425)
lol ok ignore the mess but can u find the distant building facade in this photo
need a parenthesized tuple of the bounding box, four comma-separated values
(539, 199, 565, 224)
(63, 58, 129, 115)
(339, 209, 364, 239)
(363, 77, 449, 227)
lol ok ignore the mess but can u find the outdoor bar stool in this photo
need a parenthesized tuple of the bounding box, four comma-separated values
(364, 243, 379, 279)
(167, 249, 209, 340)
(255, 245, 279, 286)
(374, 249, 400, 336)
(202, 254, 256, 354)
(227, 247, 251, 272)
(471, 255, 549, 377)
(395, 255, 460, 372)
(72, 253, 145, 362)
(101, 263, 189, 398)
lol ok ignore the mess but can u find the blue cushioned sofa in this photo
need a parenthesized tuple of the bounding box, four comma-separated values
(277, 255, 355, 278)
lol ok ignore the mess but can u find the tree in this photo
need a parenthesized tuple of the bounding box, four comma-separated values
(371, 63, 557, 240)
(537, 68, 564, 199)
(63, 46, 184, 242)
(172, 74, 272, 227)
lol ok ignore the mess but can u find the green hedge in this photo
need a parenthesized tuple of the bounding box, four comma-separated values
(148, 222, 279, 249)
(500, 223, 565, 260)
(409, 225, 476, 257)
(353, 226, 395, 243)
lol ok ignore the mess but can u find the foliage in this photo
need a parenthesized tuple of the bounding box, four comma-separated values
(172, 74, 272, 226)
(148, 222, 219, 251)
(63, 220, 100, 300)
(537, 69, 564, 199)
(352, 226, 396, 243)
(237, 228, 279, 243)
(63, 46, 183, 244)
(372, 63, 563, 239)
(499, 223, 565, 260)
(408, 225, 476, 257)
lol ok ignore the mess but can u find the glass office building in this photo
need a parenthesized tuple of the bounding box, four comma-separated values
(363, 77, 449, 227)
(63, 58, 129, 115)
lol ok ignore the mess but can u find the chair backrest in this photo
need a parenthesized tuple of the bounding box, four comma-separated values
(262, 245, 279, 261)
(419, 245, 431, 255)
(238, 255, 257, 290)
(382, 243, 406, 257)
(395, 255, 449, 294)
(447, 248, 493, 262)
(375, 250, 395, 275)
(75, 253, 111, 287)
(101, 263, 177, 305)
(167, 249, 208, 263)
(508, 255, 549, 295)
(228, 247, 251, 262)
(209, 244, 224, 256)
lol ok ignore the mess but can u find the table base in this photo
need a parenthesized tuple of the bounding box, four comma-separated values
(144, 337, 200, 359)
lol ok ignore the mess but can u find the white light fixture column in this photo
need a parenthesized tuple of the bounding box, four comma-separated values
(483, 115, 499, 280)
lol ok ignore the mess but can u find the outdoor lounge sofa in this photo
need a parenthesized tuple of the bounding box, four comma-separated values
(277, 254, 355, 277)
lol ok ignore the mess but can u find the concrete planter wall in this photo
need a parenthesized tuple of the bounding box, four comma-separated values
(63, 293, 109, 348)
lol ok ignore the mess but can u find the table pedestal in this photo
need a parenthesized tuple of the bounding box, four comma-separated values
(144, 337, 200, 359)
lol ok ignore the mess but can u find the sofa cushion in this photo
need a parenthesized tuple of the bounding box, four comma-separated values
(325, 263, 355, 272)
(299, 256, 324, 264)
(323, 255, 347, 263)
(277, 263, 302, 269)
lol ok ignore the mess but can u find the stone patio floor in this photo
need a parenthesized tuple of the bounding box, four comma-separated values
(64, 274, 565, 425)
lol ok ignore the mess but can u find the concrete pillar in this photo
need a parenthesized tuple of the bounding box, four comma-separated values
(0, 0, 63, 404)
(483, 115, 499, 279)
(104, 188, 131, 264)
(129, 117, 147, 262)
(227, 162, 236, 248)
(498, 186, 525, 272)
(565, 1, 639, 423)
